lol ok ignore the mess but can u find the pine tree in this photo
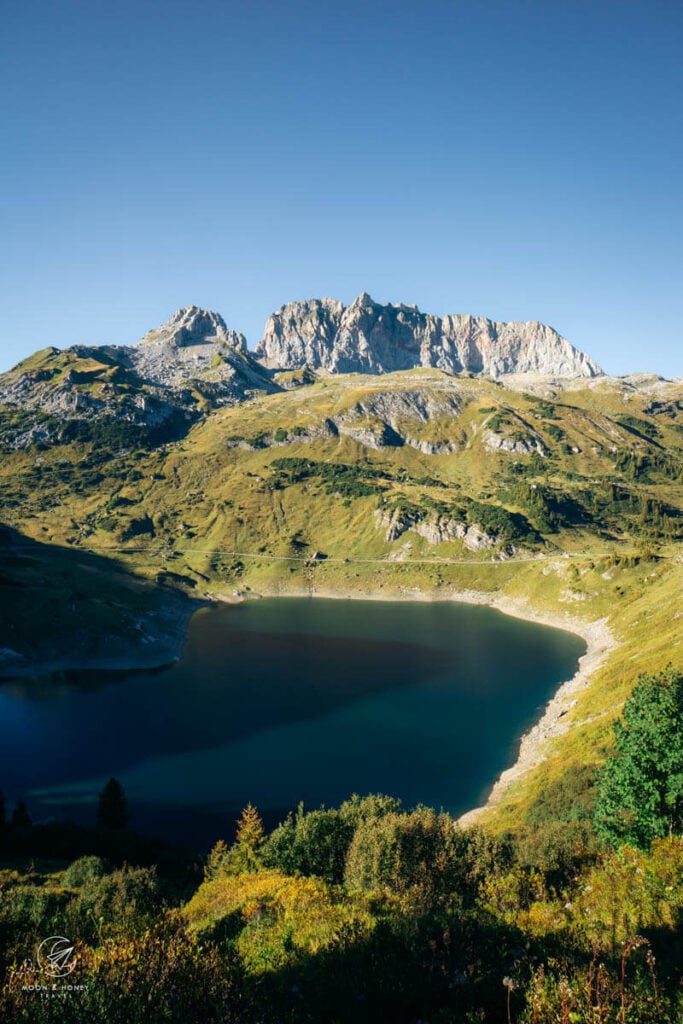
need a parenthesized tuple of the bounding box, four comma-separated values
(593, 667, 683, 849)
(11, 800, 32, 828)
(96, 778, 130, 829)
(0, 789, 6, 829)
(229, 803, 265, 872)
(204, 839, 228, 880)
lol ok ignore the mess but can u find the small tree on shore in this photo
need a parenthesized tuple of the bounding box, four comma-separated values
(97, 778, 130, 829)
(11, 800, 32, 828)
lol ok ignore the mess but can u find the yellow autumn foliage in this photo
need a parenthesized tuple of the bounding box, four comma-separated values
(184, 869, 375, 973)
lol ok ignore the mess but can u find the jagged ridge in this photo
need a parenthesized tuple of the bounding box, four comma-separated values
(256, 293, 602, 378)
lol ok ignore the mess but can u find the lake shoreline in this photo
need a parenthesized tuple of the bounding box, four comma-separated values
(217, 582, 617, 824)
(0, 597, 202, 682)
(2, 578, 618, 824)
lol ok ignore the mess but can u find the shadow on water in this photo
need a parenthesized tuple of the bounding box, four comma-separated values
(0, 592, 586, 846)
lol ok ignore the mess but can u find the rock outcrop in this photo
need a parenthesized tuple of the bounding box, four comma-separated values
(330, 387, 463, 452)
(132, 306, 251, 389)
(256, 293, 601, 378)
(0, 307, 278, 448)
(375, 508, 500, 551)
(483, 429, 548, 457)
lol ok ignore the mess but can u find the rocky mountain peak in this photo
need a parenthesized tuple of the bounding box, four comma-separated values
(129, 306, 275, 399)
(256, 296, 602, 378)
(349, 291, 377, 309)
(137, 306, 247, 353)
(0, 304, 278, 444)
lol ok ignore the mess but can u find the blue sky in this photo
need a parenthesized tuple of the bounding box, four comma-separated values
(1, 0, 681, 376)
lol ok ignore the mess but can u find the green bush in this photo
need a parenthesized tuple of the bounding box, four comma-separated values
(344, 807, 460, 894)
(593, 667, 683, 849)
(466, 499, 535, 542)
(263, 795, 401, 885)
(264, 806, 354, 884)
(270, 457, 387, 498)
(72, 865, 161, 941)
(63, 855, 111, 888)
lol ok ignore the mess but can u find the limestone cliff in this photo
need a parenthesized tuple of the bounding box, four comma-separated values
(256, 293, 601, 378)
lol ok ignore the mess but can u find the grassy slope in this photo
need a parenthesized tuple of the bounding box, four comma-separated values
(1, 367, 681, 825)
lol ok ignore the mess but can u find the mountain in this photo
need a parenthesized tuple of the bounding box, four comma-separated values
(0, 307, 278, 449)
(132, 305, 250, 387)
(1, 353, 681, 677)
(256, 293, 602, 378)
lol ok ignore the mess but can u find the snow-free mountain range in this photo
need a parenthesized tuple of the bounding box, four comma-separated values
(0, 296, 603, 424)
(256, 294, 601, 378)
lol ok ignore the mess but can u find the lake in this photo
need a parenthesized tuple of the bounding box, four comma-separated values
(0, 598, 585, 847)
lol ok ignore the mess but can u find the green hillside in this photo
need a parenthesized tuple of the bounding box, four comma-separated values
(1, 365, 682, 827)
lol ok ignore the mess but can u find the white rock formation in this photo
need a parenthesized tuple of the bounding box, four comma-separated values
(256, 293, 602, 378)
(132, 306, 249, 388)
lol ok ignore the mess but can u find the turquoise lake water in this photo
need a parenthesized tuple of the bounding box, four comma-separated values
(0, 598, 585, 846)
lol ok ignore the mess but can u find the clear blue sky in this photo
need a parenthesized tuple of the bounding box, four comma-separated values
(1, 0, 681, 377)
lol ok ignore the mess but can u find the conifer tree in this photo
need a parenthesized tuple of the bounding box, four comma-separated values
(204, 839, 228, 880)
(11, 800, 32, 828)
(230, 803, 265, 872)
(96, 778, 130, 829)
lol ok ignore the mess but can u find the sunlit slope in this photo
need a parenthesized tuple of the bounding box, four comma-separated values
(2, 369, 681, 576)
(1, 366, 681, 825)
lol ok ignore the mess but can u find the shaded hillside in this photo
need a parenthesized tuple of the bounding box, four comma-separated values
(0, 525, 199, 678)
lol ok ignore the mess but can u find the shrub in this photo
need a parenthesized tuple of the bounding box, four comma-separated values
(63, 855, 111, 888)
(263, 805, 354, 884)
(72, 865, 161, 941)
(593, 667, 683, 849)
(344, 807, 460, 894)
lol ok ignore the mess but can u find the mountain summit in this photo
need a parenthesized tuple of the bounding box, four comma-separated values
(255, 294, 602, 378)
(0, 306, 275, 444)
(132, 306, 250, 389)
(137, 306, 247, 355)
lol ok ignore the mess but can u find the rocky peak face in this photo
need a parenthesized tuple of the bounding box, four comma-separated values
(0, 307, 276, 447)
(137, 306, 247, 354)
(259, 298, 343, 371)
(256, 294, 602, 378)
(130, 306, 262, 393)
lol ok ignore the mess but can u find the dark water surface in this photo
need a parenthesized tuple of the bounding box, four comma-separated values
(0, 599, 585, 847)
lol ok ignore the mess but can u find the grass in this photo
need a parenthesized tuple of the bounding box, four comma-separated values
(0, 366, 681, 824)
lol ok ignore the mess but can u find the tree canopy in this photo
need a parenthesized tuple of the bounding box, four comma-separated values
(97, 778, 130, 830)
(593, 667, 683, 848)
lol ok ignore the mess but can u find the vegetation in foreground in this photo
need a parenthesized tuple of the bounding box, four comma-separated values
(1, 669, 681, 1023)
